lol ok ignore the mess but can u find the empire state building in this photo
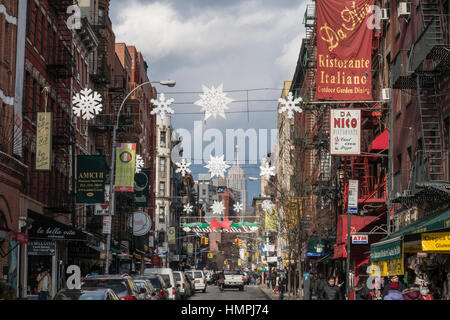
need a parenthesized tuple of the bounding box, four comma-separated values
(226, 145, 248, 214)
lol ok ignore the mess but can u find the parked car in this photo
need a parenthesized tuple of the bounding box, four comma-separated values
(81, 274, 143, 300)
(183, 273, 195, 297)
(143, 268, 181, 300)
(173, 271, 191, 299)
(140, 274, 169, 300)
(184, 270, 207, 293)
(54, 288, 120, 300)
(133, 277, 158, 300)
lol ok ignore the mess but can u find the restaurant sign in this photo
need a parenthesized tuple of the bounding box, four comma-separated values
(330, 109, 361, 155)
(370, 239, 402, 262)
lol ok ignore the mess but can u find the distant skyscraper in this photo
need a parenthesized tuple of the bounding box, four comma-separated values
(226, 145, 247, 213)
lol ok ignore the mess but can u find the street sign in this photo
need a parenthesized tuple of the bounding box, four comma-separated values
(103, 216, 111, 234)
(12, 231, 28, 244)
(352, 234, 368, 244)
(348, 180, 359, 214)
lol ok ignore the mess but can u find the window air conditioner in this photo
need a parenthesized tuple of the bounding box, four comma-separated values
(398, 2, 411, 17)
(381, 88, 391, 101)
(381, 8, 389, 20)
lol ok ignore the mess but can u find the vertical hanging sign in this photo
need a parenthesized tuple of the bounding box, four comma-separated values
(348, 180, 359, 214)
(36, 112, 52, 171)
(168, 227, 176, 245)
(76, 155, 106, 203)
(316, 0, 374, 100)
(330, 109, 361, 155)
(114, 143, 136, 192)
(133, 168, 150, 207)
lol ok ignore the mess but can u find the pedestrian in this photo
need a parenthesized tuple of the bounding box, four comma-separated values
(37, 269, 52, 300)
(316, 272, 326, 300)
(320, 276, 343, 300)
(381, 275, 406, 299)
(354, 275, 372, 300)
(402, 285, 424, 300)
(278, 274, 287, 300)
(383, 281, 403, 300)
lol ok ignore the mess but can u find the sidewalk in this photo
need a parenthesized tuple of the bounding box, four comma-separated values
(258, 285, 303, 300)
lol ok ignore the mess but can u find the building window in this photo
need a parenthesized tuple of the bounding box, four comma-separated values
(98, 7, 105, 25)
(160, 157, 165, 172)
(202, 189, 206, 196)
(159, 207, 165, 223)
(160, 131, 166, 148)
(159, 182, 165, 197)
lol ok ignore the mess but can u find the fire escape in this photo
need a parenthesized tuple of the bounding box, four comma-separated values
(46, 0, 75, 214)
(392, 0, 450, 205)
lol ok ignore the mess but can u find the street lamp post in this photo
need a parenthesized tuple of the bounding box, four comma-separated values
(104, 80, 176, 274)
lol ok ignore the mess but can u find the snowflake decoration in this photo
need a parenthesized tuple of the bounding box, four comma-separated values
(194, 84, 234, 121)
(150, 93, 175, 119)
(183, 203, 193, 215)
(261, 200, 274, 213)
(135, 154, 144, 173)
(205, 155, 230, 178)
(72, 88, 103, 120)
(183, 227, 192, 232)
(260, 160, 276, 180)
(249, 226, 259, 232)
(278, 92, 303, 119)
(211, 201, 225, 216)
(233, 202, 243, 214)
(175, 158, 192, 176)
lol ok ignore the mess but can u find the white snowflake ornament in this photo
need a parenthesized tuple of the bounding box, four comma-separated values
(175, 158, 192, 176)
(183, 203, 194, 215)
(150, 93, 175, 119)
(260, 160, 276, 180)
(211, 201, 225, 216)
(278, 92, 303, 119)
(135, 154, 144, 173)
(261, 200, 274, 213)
(72, 88, 103, 120)
(194, 84, 234, 121)
(233, 202, 243, 214)
(205, 155, 230, 178)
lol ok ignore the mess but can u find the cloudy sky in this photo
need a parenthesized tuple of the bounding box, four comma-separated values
(110, 0, 309, 209)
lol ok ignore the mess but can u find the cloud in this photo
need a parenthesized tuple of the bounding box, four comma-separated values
(114, 0, 305, 68)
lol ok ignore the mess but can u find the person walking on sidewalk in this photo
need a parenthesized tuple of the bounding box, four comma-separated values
(320, 276, 343, 300)
(37, 269, 52, 300)
(278, 274, 287, 300)
(316, 272, 326, 300)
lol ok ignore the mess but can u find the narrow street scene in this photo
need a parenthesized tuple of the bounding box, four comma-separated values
(0, 0, 449, 305)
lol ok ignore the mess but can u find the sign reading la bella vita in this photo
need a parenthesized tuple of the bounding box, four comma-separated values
(316, 0, 373, 100)
(330, 109, 361, 155)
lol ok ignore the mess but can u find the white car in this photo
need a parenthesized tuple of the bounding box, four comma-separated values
(173, 271, 189, 299)
(143, 268, 181, 300)
(184, 270, 207, 293)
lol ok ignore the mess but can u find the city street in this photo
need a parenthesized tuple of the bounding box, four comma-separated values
(188, 285, 269, 300)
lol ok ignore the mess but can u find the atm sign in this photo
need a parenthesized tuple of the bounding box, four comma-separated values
(351, 235, 368, 244)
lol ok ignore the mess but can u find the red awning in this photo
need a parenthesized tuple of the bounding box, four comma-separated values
(369, 129, 389, 152)
(333, 243, 347, 259)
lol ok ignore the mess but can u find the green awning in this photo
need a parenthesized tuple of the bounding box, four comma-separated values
(110, 248, 121, 254)
(370, 237, 402, 262)
(381, 209, 450, 241)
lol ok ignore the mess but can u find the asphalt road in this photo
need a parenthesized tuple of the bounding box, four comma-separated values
(187, 284, 269, 300)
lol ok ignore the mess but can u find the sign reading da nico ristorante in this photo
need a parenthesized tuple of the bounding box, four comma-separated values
(76, 155, 106, 203)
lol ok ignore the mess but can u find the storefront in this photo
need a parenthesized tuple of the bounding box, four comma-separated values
(25, 211, 86, 298)
(370, 209, 450, 299)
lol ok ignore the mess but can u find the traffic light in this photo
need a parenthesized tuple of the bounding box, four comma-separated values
(204, 237, 208, 245)
(238, 239, 242, 247)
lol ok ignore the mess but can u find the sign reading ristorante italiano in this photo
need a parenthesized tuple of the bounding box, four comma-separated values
(316, 0, 373, 100)
(76, 155, 106, 203)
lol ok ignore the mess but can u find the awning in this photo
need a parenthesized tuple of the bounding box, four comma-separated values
(370, 236, 402, 262)
(333, 243, 347, 259)
(380, 209, 450, 242)
(28, 211, 87, 241)
(306, 237, 332, 257)
(368, 129, 389, 152)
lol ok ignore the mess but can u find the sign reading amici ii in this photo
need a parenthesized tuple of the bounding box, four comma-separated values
(316, 0, 373, 101)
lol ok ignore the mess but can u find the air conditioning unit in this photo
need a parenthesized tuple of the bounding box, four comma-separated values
(381, 88, 391, 101)
(381, 8, 389, 20)
(398, 2, 411, 17)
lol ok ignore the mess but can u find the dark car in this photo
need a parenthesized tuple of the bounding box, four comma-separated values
(54, 288, 120, 300)
(139, 274, 169, 300)
(81, 274, 143, 300)
(184, 273, 195, 297)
